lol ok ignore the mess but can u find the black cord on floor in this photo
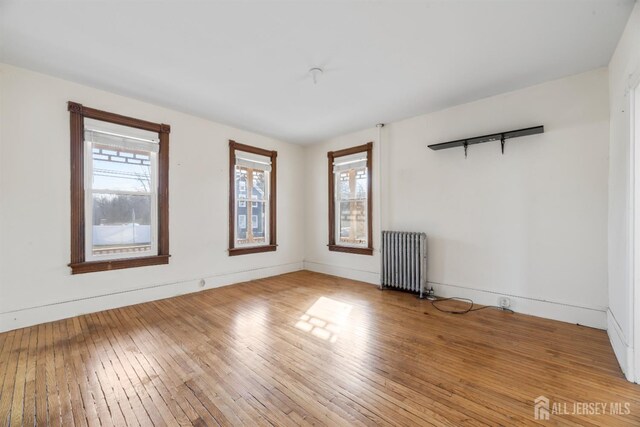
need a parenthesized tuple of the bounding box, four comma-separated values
(429, 297, 514, 315)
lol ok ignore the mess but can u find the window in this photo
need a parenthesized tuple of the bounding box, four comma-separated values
(68, 102, 170, 274)
(328, 143, 373, 255)
(228, 140, 277, 256)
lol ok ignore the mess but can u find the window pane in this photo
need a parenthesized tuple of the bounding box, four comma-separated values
(338, 171, 351, 200)
(234, 163, 269, 247)
(337, 167, 367, 201)
(236, 200, 267, 245)
(93, 144, 152, 192)
(338, 200, 367, 245)
(236, 167, 248, 199)
(250, 201, 267, 239)
(253, 169, 267, 199)
(92, 194, 152, 256)
(237, 213, 247, 239)
(355, 168, 367, 198)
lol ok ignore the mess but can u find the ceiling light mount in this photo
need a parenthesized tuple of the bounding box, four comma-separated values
(309, 67, 323, 84)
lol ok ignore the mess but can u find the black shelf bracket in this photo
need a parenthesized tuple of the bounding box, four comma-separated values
(428, 125, 544, 158)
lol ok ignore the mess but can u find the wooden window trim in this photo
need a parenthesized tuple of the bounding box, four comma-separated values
(228, 140, 277, 256)
(328, 142, 373, 256)
(68, 101, 170, 274)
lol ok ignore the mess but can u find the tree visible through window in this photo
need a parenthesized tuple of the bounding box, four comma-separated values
(68, 102, 170, 274)
(85, 118, 158, 260)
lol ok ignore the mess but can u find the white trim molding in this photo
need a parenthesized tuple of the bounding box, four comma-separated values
(430, 281, 607, 330)
(1, 260, 610, 346)
(303, 262, 607, 329)
(608, 309, 635, 381)
(0, 261, 303, 333)
(303, 261, 379, 285)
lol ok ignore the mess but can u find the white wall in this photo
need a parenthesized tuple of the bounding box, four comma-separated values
(0, 64, 305, 332)
(0, 62, 615, 336)
(305, 68, 610, 329)
(607, 2, 640, 380)
(304, 129, 382, 284)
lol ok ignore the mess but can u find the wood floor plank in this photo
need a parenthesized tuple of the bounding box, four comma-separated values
(0, 332, 13, 405)
(34, 324, 49, 425)
(44, 322, 63, 427)
(92, 310, 175, 427)
(83, 312, 144, 427)
(52, 320, 75, 427)
(8, 327, 29, 426)
(74, 315, 122, 426)
(111, 307, 229, 425)
(0, 329, 22, 425)
(1, 271, 640, 426)
(102, 308, 194, 426)
(64, 317, 102, 427)
(22, 325, 38, 427)
(57, 319, 89, 427)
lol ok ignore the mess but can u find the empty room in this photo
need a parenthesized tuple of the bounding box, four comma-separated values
(2, 0, 640, 425)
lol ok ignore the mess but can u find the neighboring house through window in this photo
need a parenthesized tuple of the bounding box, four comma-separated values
(68, 102, 170, 274)
(229, 140, 277, 256)
(327, 143, 373, 255)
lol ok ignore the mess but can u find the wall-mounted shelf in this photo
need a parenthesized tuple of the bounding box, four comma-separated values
(428, 125, 544, 157)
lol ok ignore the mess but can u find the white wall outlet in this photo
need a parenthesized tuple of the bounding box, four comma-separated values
(498, 297, 511, 309)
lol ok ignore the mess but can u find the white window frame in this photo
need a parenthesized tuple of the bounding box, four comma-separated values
(83, 126, 159, 262)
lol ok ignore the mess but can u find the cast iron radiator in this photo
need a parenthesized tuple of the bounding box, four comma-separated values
(380, 231, 427, 298)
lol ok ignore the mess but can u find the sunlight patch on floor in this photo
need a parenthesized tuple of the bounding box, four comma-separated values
(295, 296, 352, 343)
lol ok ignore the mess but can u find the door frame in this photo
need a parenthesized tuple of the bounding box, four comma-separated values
(631, 71, 640, 383)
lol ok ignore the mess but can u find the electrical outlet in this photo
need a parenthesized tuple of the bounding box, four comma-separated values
(498, 297, 511, 309)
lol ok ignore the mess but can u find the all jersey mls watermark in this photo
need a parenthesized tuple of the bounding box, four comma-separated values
(534, 395, 631, 420)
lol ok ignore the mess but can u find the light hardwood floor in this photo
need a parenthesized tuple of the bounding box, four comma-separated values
(1, 270, 639, 426)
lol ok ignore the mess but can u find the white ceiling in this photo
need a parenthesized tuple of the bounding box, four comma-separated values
(0, 1, 634, 144)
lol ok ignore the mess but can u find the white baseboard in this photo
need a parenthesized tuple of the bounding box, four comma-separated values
(0, 261, 304, 333)
(430, 281, 607, 329)
(607, 309, 635, 381)
(303, 261, 379, 285)
(2, 260, 610, 339)
(303, 262, 607, 329)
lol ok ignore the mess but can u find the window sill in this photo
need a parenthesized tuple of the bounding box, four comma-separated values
(228, 244, 277, 256)
(328, 245, 373, 256)
(69, 255, 170, 274)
